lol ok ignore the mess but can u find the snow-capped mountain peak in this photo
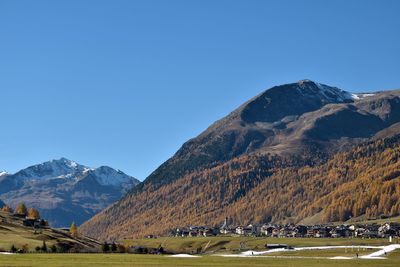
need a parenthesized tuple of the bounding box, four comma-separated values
(0, 158, 139, 227)
(89, 166, 135, 186)
(297, 79, 354, 102)
(0, 170, 8, 177)
(55, 157, 78, 168)
(9, 158, 138, 187)
(13, 158, 90, 180)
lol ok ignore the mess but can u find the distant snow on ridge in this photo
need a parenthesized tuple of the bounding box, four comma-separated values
(8, 158, 136, 187)
(0, 158, 140, 227)
(297, 79, 375, 102)
(351, 93, 376, 100)
(12, 157, 89, 180)
(315, 82, 353, 101)
(89, 166, 135, 187)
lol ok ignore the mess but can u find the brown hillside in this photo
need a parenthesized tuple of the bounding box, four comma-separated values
(81, 135, 400, 240)
(81, 81, 400, 240)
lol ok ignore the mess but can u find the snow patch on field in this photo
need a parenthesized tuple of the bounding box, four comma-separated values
(361, 244, 400, 259)
(217, 244, 400, 260)
(169, 254, 201, 258)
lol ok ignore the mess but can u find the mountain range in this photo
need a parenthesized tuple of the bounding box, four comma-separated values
(0, 158, 139, 227)
(80, 80, 400, 240)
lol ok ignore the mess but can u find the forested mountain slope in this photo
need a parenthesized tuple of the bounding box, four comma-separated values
(81, 135, 400, 239)
(80, 80, 400, 239)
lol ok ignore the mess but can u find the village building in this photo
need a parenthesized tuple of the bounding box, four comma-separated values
(171, 222, 400, 239)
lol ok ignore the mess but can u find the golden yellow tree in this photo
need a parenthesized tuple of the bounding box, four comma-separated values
(27, 208, 40, 219)
(15, 203, 27, 216)
(1, 205, 13, 213)
(70, 222, 78, 237)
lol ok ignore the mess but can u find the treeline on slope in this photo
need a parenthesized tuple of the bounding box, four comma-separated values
(0, 203, 98, 253)
(81, 135, 400, 239)
(133, 131, 330, 193)
(80, 153, 311, 239)
(229, 136, 400, 224)
(1, 201, 80, 238)
(1, 202, 42, 221)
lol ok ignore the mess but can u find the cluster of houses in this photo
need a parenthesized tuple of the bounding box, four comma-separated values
(11, 213, 49, 229)
(172, 218, 400, 239)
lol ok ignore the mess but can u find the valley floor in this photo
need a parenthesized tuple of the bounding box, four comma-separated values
(123, 236, 397, 254)
(1, 238, 400, 267)
(0, 252, 400, 267)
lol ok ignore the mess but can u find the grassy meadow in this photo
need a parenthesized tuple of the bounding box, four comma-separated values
(1, 212, 399, 267)
(0, 251, 400, 267)
(123, 236, 394, 254)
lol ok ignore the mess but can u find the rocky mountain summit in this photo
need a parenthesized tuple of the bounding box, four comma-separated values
(142, 80, 397, 188)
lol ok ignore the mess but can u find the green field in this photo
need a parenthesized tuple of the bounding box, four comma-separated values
(123, 236, 394, 254)
(271, 248, 377, 257)
(0, 252, 399, 267)
(1, 215, 400, 267)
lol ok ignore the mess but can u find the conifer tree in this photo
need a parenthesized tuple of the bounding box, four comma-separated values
(102, 242, 110, 253)
(41, 241, 47, 252)
(111, 242, 117, 252)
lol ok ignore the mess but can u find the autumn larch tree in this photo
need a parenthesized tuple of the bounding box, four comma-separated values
(70, 222, 78, 237)
(27, 208, 40, 220)
(1, 205, 13, 213)
(15, 203, 27, 216)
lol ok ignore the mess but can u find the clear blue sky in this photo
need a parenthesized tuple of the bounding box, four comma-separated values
(1, 0, 399, 180)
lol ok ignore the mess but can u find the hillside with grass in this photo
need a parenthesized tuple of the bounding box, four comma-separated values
(0, 210, 100, 253)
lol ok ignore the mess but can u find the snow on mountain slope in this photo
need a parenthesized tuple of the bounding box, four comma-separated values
(89, 166, 132, 186)
(351, 93, 376, 100)
(10, 158, 136, 187)
(297, 80, 375, 102)
(0, 158, 140, 227)
(306, 80, 354, 102)
(12, 158, 89, 180)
